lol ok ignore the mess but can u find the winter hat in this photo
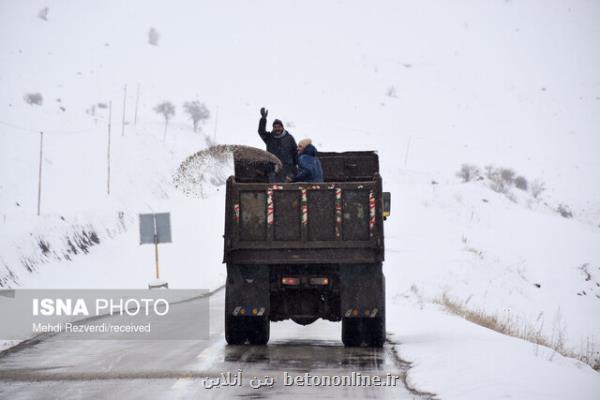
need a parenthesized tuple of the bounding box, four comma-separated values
(272, 119, 284, 128)
(298, 138, 312, 148)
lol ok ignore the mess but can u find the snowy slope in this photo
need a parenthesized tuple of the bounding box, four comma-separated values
(1, 0, 599, 398)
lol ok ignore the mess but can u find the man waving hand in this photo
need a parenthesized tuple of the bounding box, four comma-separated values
(258, 107, 298, 180)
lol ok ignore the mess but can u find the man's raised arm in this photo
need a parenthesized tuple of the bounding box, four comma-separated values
(258, 107, 269, 143)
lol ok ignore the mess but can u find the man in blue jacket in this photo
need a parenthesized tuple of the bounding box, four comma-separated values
(291, 138, 324, 183)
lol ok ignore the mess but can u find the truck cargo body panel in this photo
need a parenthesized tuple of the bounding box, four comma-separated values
(223, 178, 385, 265)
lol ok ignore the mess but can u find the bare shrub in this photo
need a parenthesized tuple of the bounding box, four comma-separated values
(484, 166, 508, 193)
(24, 93, 43, 106)
(579, 263, 591, 281)
(530, 180, 546, 199)
(549, 308, 567, 357)
(37, 7, 48, 21)
(457, 164, 480, 183)
(464, 164, 548, 203)
(579, 337, 600, 371)
(514, 176, 528, 191)
(148, 27, 160, 46)
(183, 101, 210, 132)
(500, 168, 515, 185)
(556, 204, 573, 218)
(386, 86, 398, 98)
(484, 166, 518, 193)
(505, 191, 517, 203)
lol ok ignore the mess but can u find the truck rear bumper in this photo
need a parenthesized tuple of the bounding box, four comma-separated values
(225, 248, 383, 264)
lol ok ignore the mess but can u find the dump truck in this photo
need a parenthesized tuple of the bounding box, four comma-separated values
(223, 150, 390, 347)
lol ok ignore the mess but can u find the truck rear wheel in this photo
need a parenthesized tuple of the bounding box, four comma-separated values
(341, 317, 385, 347)
(364, 317, 385, 347)
(247, 317, 270, 345)
(342, 318, 363, 346)
(225, 280, 246, 345)
(365, 277, 385, 347)
(225, 315, 247, 345)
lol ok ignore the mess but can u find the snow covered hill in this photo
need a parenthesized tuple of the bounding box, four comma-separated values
(1, 0, 599, 398)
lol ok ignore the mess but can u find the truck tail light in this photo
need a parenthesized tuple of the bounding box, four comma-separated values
(309, 277, 329, 286)
(281, 277, 300, 286)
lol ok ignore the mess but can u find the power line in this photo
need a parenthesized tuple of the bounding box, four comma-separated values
(0, 120, 35, 133)
(0, 120, 95, 135)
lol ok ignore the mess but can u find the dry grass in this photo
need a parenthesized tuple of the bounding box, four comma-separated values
(437, 294, 600, 371)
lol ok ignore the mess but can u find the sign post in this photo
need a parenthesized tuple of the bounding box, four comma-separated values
(139, 213, 172, 289)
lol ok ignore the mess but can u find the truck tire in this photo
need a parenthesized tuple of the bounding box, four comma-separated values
(225, 279, 247, 345)
(364, 317, 385, 347)
(342, 318, 363, 346)
(224, 264, 270, 345)
(225, 314, 247, 345)
(247, 317, 270, 345)
(365, 276, 385, 347)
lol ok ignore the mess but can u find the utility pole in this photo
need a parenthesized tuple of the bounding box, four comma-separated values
(107, 101, 112, 195)
(121, 84, 127, 136)
(154, 233, 161, 280)
(404, 136, 412, 167)
(134, 83, 140, 126)
(162, 118, 169, 143)
(213, 105, 219, 144)
(37, 131, 44, 216)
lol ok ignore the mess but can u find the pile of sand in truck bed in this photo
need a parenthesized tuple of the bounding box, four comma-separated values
(174, 145, 281, 198)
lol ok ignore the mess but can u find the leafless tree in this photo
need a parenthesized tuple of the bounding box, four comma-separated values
(154, 101, 175, 142)
(183, 101, 210, 132)
(457, 163, 480, 182)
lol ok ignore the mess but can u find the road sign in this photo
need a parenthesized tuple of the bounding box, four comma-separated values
(139, 213, 171, 244)
(139, 213, 172, 288)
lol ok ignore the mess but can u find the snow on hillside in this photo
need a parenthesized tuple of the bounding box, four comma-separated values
(1, 0, 599, 398)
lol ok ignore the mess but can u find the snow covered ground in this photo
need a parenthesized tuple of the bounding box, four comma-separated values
(388, 301, 600, 400)
(1, 0, 599, 398)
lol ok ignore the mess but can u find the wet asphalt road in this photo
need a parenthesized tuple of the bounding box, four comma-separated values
(0, 289, 426, 399)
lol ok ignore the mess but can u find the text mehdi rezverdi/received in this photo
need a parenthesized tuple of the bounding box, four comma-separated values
(32, 322, 151, 334)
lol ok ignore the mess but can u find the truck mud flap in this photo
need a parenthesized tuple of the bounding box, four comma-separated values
(339, 263, 385, 318)
(225, 264, 270, 318)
